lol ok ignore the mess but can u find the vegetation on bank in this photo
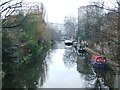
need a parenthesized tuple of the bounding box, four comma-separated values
(2, 7, 52, 77)
(85, 47, 118, 75)
(76, 1, 120, 68)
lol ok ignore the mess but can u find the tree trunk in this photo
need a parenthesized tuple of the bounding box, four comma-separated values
(117, 5, 120, 68)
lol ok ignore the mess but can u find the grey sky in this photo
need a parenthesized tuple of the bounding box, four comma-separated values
(24, 0, 116, 23)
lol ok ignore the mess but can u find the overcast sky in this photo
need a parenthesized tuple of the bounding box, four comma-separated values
(42, 0, 90, 23)
(24, 0, 116, 23)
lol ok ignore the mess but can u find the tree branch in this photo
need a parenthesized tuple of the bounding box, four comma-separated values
(101, 31, 120, 45)
(2, 5, 33, 28)
(2, 23, 21, 28)
(0, 0, 13, 7)
(92, 5, 118, 13)
(3, 9, 15, 24)
(0, 2, 22, 13)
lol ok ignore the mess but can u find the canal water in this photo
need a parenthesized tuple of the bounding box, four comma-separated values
(2, 41, 116, 89)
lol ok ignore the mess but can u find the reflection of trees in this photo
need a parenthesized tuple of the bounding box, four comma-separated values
(77, 53, 93, 75)
(103, 70, 115, 89)
(79, 52, 115, 89)
(62, 47, 116, 88)
(77, 53, 97, 88)
(2, 52, 48, 88)
(92, 68, 115, 89)
(63, 48, 77, 68)
(96, 68, 115, 88)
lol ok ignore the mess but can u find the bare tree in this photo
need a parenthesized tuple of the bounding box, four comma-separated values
(64, 16, 77, 40)
(97, 1, 119, 62)
(0, 0, 23, 28)
(0, 0, 22, 18)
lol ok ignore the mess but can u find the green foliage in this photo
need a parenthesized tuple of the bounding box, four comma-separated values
(26, 40, 39, 58)
(76, 31, 86, 41)
(19, 32, 29, 43)
(2, 11, 51, 76)
(2, 30, 16, 74)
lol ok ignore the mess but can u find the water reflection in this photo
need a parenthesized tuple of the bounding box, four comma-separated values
(45, 42, 116, 88)
(2, 42, 117, 89)
(77, 52, 96, 88)
(63, 48, 77, 68)
(93, 67, 116, 89)
(2, 51, 48, 89)
(77, 53, 92, 75)
(76, 51, 116, 89)
(42, 48, 88, 88)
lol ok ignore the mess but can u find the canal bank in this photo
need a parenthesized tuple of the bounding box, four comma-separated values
(2, 41, 118, 89)
(85, 47, 119, 67)
(85, 47, 120, 89)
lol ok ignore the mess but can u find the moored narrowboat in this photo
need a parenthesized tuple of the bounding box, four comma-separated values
(91, 55, 107, 69)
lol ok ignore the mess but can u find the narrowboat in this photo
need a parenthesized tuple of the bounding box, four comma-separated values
(64, 40, 73, 46)
(78, 45, 86, 53)
(91, 55, 107, 69)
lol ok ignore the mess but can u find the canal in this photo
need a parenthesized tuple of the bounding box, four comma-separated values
(2, 41, 116, 89)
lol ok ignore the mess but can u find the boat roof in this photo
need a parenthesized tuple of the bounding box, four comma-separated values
(64, 40, 73, 43)
(92, 55, 102, 58)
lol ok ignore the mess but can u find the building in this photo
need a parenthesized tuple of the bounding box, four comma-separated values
(78, 5, 103, 41)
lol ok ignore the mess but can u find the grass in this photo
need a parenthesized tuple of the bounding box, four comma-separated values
(103, 54, 113, 59)
(88, 47, 113, 59)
